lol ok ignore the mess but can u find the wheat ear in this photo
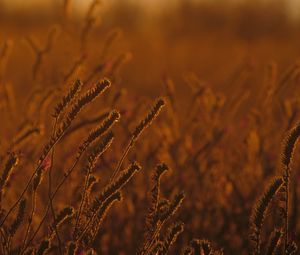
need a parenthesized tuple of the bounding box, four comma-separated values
(3, 79, 111, 249)
(0, 79, 110, 228)
(74, 132, 114, 236)
(88, 191, 122, 246)
(0, 152, 18, 203)
(266, 229, 282, 255)
(281, 122, 300, 250)
(49, 207, 74, 237)
(157, 222, 184, 255)
(250, 178, 283, 255)
(144, 192, 185, 255)
(52, 79, 82, 118)
(138, 163, 168, 255)
(77, 162, 141, 242)
(148, 164, 168, 230)
(8, 198, 26, 237)
(110, 98, 165, 183)
(39, 78, 111, 164)
(77, 110, 120, 158)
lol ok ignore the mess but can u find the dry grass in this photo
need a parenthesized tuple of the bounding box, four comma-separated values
(0, 0, 300, 254)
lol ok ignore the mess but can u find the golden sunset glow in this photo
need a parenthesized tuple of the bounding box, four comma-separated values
(0, 0, 300, 254)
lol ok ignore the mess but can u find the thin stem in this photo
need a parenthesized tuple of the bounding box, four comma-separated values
(75, 205, 99, 243)
(21, 191, 36, 251)
(22, 153, 83, 253)
(109, 139, 133, 183)
(0, 124, 70, 228)
(7, 237, 11, 255)
(73, 170, 91, 238)
(256, 233, 260, 255)
(143, 222, 163, 255)
(284, 166, 290, 251)
(48, 119, 63, 255)
(0, 228, 9, 255)
(0, 166, 40, 228)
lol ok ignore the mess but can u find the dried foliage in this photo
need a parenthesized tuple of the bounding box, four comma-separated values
(0, 0, 300, 254)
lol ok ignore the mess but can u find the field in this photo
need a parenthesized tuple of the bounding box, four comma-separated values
(0, 0, 300, 254)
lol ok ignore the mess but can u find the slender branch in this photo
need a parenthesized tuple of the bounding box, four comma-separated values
(109, 139, 133, 183)
(22, 151, 84, 252)
(48, 118, 63, 255)
(21, 191, 36, 252)
(73, 170, 91, 238)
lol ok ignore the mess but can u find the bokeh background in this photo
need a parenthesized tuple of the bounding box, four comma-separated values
(1, 1, 300, 254)
(1, 0, 300, 97)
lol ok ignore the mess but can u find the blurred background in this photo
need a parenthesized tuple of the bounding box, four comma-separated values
(1, 0, 300, 97)
(1, 1, 300, 254)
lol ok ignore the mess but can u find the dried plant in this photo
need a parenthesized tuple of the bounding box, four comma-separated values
(250, 178, 283, 255)
(1, 2, 300, 254)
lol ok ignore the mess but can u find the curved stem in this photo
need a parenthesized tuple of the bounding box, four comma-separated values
(21, 190, 36, 252)
(73, 170, 91, 238)
(284, 166, 290, 251)
(75, 205, 98, 243)
(48, 119, 63, 255)
(0, 124, 70, 228)
(22, 153, 83, 253)
(143, 222, 163, 255)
